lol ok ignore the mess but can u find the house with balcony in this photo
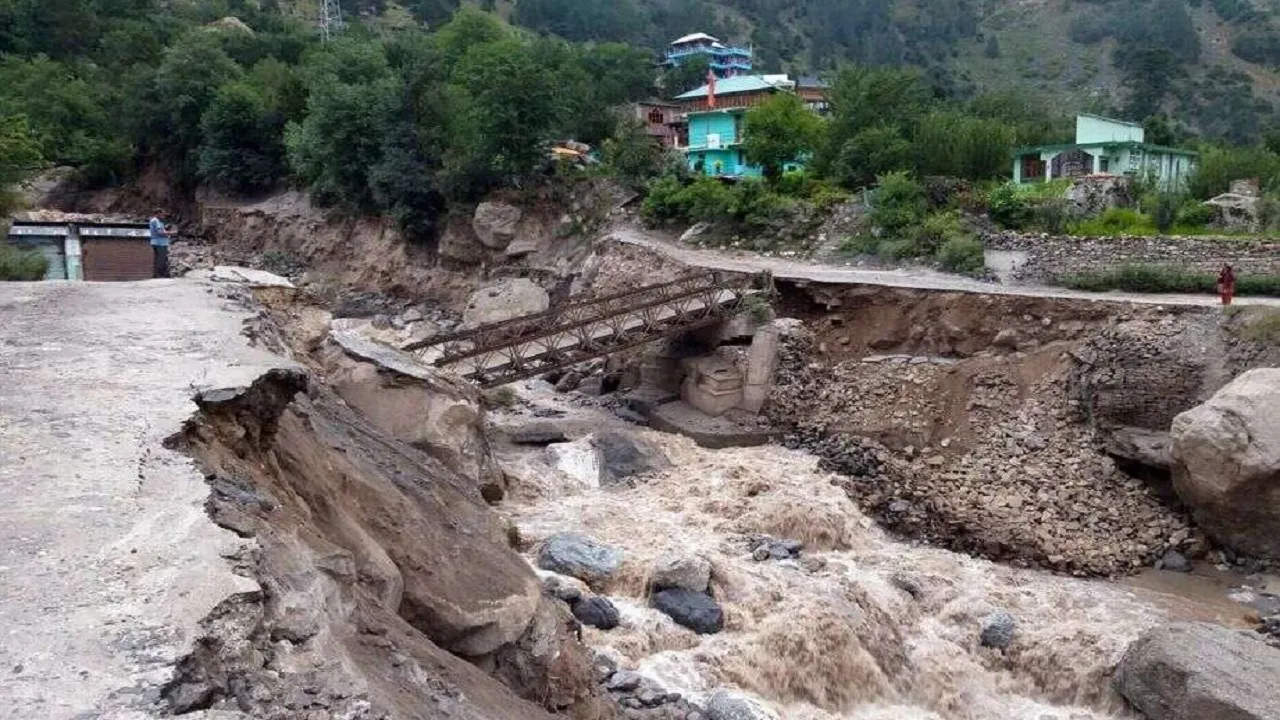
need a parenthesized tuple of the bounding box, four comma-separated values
(1013, 114, 1197, 188)
(676, 75, 812, 178)
(632, 100, 681, 148)
(663, 32, 753, 79)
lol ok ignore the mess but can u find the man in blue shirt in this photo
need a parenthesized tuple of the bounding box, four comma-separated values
(148, 210, 172, 278)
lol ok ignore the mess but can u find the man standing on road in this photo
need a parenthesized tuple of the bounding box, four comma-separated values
(149, 210, 172, 278)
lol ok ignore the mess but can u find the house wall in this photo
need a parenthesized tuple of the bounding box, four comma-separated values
(1076, 115, 1144, 144)
(688, 111, 743, 149)
(687, 148, 759, 177)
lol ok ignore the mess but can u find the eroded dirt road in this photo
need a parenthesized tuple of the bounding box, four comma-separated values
(608, 225, 1280, 308)
(0, 280, 288, 719)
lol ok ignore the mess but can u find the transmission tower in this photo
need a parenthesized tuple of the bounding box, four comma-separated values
(319, 0, 345, 42)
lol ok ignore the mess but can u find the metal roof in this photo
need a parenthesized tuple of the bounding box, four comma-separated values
(671, 33, 719, 45)
(674, 75, 791, 99)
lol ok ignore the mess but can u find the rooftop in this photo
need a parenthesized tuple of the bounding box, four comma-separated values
(671, 32, 719, 45)
(674, 74, 792, 100)
(1078, 112, 1143, 128)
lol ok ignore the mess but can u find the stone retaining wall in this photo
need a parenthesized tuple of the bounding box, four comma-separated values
(984, 232, 1280, 282)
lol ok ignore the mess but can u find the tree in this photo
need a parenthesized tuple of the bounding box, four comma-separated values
(984, 35, 1000, 59)
(144, 33, 244, 184)
(816, 64, 931, 177)
(662, 55, 711, 96)
(602, 118, 664, 189)
(830, 124, 913, 188)
(743, 93, 823, 182)
(198, 81, 286, 195)
(0, 114, 42, 215)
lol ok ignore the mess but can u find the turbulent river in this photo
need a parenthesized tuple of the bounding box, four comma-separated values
(496, 383, 1258, 720)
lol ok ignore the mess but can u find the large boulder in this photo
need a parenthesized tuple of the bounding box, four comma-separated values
(594, 430, 669, 485)
(1114, 622, 1280, 720)
(472, 201, 523, 250)
(1170, 369, 1280, 557)
(462, 278, 549, 329)
(536, 533, 623, 584)
(321, 326, 504, 495)
(651, 588, 724, 634)
(649, 552, 712, 593)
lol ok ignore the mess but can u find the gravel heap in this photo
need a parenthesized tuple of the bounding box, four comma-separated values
(772, 329, 1202, 577)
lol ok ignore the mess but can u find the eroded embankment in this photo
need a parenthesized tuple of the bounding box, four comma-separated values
(165, 367, 612, 719)
(763, 282, 1280, 576)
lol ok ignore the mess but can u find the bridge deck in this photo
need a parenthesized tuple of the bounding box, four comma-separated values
(408, 272, 768, 387)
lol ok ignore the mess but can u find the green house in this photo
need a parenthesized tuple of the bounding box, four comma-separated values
(1013, 114, 1197, 189)
(685, 108, 757, 178)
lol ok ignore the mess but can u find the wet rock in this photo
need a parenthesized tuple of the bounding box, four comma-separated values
(555, 371, 583, 393)
(705, 689, 777, 720)
(539, 571, 586, 603)
(593, 652, 618, 682)
(472, 201, 522, 250)
(651, 588, 723, 635)
(1171, 369, 1280, 558)
(980, 611, 1016, 649)
(650, 552, 712, 593)
(1158, 549, 1192, 573)
(607, 670, 643, 693)
(546, 438, 602, 488)
(1114, 622, 1280, 720)
(596, 430, 670, 485)
(571, 596, 620, 630)
(536, 532, 623, 584)
(750, 546, 770, 562)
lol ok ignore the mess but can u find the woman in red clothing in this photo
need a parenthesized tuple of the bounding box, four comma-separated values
(1218, 264, 1236, 306)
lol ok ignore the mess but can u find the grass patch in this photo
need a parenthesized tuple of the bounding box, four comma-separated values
(0, 243, 49, 281)
(1237, 307, 1280, 345)
(1058, 264, 1280, 296)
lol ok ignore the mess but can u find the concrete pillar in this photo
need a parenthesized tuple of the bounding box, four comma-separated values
(1043, 152, 1058, 181)
(738, 323, 780, 414)
(1091, 152, 1101, 174)
(1012, 156, 1022, 184)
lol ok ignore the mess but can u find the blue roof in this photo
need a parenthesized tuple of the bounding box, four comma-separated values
(674, 75, 787, 100)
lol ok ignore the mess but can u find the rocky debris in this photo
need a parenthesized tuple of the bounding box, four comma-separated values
(649, 552, 712, 593)
(704, 689, 777, 720)
(598, 666, 707, 720)
(571, 596, 620, 630)
(1114, 622, 1280, 720)
(1171, 369, 1280, 559)
(651, 588, 724, 635)
(679, 221, 713, 244)
(556, 371, 584, 393)
(501, 419, 571, 445)
(462, 278, 549, 329)
(747, 536, 803, 562)
(1104, 426, 1174, 471)
(773, 326, 1199, 576)
(472, 201, 523, 250)
(1157, 549, 1192, 573)
(536, 533, 624, 585)
(979, 611, 1016, 649)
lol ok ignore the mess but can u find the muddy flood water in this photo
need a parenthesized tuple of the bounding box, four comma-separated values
(495, 382, 1270, 720)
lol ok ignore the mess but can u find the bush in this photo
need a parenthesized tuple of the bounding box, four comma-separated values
(1151, 191, 1182, 232)
(0, 244, 49, 281)
(909, 211, 964, 254)
(936, 234, 985, 274)
(730, 179, 796, 231)
(1072, 207, 1155, 236)
(1059, 265, 1280, 295)
(870, 171, 927, 235)
(988, 182, 1031, 229)
(1175, 200, 1216, 228)
(1031, 198, 1071, 234)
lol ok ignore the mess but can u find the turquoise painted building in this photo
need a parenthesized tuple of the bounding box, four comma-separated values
(685, 108, 756, 177)
(1013, 114, 1197, 189)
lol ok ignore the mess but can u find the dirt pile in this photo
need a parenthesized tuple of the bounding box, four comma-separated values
(168, 368, 615, 719)
(768, 298, 1202, 576)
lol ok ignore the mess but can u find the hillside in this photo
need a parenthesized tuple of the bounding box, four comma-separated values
(316, 0, 1280, 142)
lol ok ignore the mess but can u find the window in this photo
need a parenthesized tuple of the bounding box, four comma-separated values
(648, 108, 665, 125)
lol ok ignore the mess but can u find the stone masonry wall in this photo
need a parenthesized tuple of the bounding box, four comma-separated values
(985, 232, 1280, 283)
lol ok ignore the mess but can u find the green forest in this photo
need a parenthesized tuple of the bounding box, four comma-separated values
(6, 0, 1280, 248)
